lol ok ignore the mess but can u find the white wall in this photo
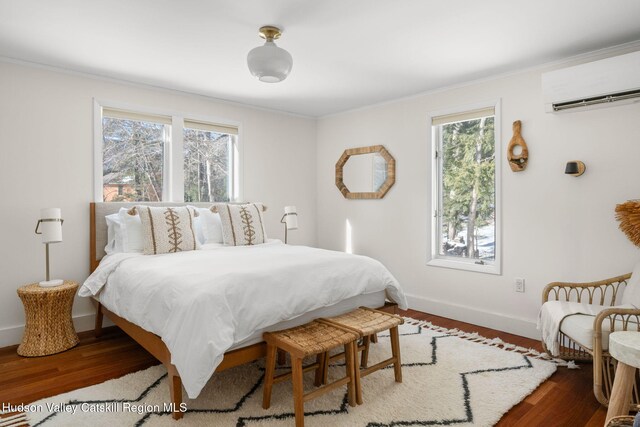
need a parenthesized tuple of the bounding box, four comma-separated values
(316, 53, 640, 339)
(2, 47, 639, 348)
(0, 61, 317, 346)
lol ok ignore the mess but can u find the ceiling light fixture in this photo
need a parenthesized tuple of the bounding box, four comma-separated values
(247, 26, 293, 83)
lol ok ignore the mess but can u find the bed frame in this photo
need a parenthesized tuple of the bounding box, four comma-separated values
(89, 202, 398, 420)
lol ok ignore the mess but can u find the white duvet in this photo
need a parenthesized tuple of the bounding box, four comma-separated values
(80, 240, 407, 398)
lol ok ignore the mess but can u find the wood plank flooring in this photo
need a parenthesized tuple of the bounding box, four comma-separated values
(0, 309, 608, 426)
(402, 309, 607, 427)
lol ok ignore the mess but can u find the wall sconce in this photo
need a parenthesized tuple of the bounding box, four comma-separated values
(565, 161, 586, 177)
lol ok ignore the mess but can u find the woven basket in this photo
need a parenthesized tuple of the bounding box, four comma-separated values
(17, 281, 79, 357)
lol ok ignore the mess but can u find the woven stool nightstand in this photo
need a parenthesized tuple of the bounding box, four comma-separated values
(17, 281, 79, 357)
(263, 321, 360, 427)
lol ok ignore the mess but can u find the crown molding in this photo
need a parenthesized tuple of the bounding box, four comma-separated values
(0, 55, 315, 120)
(319, 39, 640, 119)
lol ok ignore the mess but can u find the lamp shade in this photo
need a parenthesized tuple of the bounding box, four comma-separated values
(565, 161, 585, 176)
(247, 40, 293, 83)
(565, 162, 579, 174)
(284, 206, 298, 230)
(39, 208, 63, 243)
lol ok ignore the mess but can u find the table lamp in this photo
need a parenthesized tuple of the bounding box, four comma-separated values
(35, 208, 64, 287)
(280, 206, 298, 244)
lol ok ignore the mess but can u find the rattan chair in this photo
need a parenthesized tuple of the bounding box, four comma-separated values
(541, 273, 640, 409)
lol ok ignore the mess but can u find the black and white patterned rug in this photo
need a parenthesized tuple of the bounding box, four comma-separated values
(24, 319, 556, 427)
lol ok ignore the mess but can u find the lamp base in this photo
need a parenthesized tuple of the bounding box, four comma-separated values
(39, 279, 64, 287)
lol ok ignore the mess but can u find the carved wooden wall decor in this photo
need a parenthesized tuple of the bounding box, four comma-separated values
(335, 145, 395, 199)
(507, 120, 529, 172)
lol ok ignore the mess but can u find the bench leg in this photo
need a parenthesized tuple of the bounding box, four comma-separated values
(371, 333, 378, 344)
(168, 370, 183, 420)
(390, 326, 402, 383)
(277, 348, 287, 366)
(262, 344, 277, 409)
(292, 356, 305, 427)
(352, 341, 363, 405)
(94, 303, 103, 338)
(360, 336, 371, 368)
(314, 353, 325, 387)
(322, 349, 330, 385)
(344, 342, 357, 407)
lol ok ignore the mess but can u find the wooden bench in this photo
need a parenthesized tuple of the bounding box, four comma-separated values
(262, 321, 360, 427)
(319, 307, 404, 405)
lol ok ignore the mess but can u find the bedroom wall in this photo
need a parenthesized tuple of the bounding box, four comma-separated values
(316, 48, 640, 339)
(0, 61, 317, 347)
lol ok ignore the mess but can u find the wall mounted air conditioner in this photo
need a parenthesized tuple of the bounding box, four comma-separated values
(542, 50, 640, 113)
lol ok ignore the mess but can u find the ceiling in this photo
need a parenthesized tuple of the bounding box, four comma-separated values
(1, 1, 640, 117)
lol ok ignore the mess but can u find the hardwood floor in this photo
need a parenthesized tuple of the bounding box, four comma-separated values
(402, 309, 607, 427)
(0, 327, 158, 406)
(0, 309, 607, 426)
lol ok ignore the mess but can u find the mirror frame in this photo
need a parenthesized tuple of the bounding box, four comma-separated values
(335, 145, 396, 199)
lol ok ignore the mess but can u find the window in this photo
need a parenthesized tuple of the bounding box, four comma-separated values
(183, 120, 236, 203)
(101, 109, 170, 202)
(95, 102, 239, 203)
(429, 101, 501, 274)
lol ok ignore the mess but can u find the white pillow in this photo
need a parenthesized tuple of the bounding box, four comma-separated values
(621, 262, 640, 308)
(194, 213, 205, 244)
(104, 213, 123, 254)
(198, 208, 223, 244)
(186, 206, 207, 245)
(118, 207, 144, 253)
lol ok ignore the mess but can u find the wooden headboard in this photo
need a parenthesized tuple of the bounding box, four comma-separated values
(89, 202, 213, 272)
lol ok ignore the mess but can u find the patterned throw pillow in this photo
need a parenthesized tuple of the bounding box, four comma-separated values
(214, 203, 267, 246)
(135, 206, 199, 255)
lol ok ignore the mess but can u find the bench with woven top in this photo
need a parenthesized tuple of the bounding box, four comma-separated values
(262, 320, 360, 427)
(262, 307, 404, 426)
(319, 306, 404, 405)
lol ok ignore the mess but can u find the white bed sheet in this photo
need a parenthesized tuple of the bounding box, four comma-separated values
(227, 291, 385, 350)
(80, 240, 407, 399)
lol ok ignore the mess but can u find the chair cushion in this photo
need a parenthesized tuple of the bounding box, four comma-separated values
(621, 262, 640, 308)
(561, 313, 633, 351)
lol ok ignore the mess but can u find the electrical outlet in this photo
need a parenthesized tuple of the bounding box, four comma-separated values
(515, 278, 525, 293)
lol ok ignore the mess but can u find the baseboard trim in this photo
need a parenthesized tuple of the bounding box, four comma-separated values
(0, 312, 114, 348)
(405, 293, 539, 340)
(1, 296, 538, 348)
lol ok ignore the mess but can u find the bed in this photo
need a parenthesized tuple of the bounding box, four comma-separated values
(84, 202, 407, 419)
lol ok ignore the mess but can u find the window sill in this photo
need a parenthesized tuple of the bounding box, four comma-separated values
(427, 257, 501, 275)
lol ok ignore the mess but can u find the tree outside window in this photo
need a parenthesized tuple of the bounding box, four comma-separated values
(439, 116, 495, 261)
(430, 102, 500, 274)
(98, 106, 238, 203)
(102, 117, 166, 202)
(183, 128, 232, 203)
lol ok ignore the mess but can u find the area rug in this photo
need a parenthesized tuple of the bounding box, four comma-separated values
(23, 319, 557, 427)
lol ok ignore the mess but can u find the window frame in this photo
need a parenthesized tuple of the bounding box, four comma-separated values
(93, 99, 242, 203)
(427, 99, 502, 275)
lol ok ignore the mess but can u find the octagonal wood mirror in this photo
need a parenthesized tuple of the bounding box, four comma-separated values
(335, 145, 395, 199)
